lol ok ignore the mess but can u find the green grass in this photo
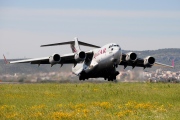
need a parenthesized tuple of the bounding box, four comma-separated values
(0, 82, 180, 120)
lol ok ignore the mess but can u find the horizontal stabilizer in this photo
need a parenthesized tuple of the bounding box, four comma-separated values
(78, 41, 100, 48)
(41, 40, 100, 48)
(41, 41, 72, 47)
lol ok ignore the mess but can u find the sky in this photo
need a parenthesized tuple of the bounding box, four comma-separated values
(0, 0, 180, 59)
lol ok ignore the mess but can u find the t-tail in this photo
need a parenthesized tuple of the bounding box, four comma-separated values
(40, 37, 100, 52)
(3, 54, 9, 64)
(70, 37, 81, 53)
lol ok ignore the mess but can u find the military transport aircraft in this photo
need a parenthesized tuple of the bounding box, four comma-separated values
(8, 37, 174, 81)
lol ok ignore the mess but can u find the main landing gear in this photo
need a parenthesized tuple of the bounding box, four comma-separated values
(79, 76, 86, 81)
(104, 71, 119, 81)
(104, 76, 116, 81)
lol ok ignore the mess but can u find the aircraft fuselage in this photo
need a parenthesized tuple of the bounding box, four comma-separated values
(78, 43, 122, 80)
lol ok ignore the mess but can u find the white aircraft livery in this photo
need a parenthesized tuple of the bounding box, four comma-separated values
(9, 37, 174, 81)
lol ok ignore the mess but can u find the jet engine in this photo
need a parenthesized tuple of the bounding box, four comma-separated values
(49, 53, 61, 65)
(144, 56, 155, 66)
(125, 52, 137, 61)
(74, 51, 86, 62)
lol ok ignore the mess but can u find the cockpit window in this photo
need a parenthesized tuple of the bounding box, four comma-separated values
(109, 44, 119, 48)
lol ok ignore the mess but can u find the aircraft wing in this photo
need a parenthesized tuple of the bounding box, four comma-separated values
(9, 51, 94, 65)
(10, 54, 76, 64)
(154, 62, 174, 68)
(10, 57, 50, 64)
(119, 54, 174, 69)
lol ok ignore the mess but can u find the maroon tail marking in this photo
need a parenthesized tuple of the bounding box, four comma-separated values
(3, 54, 8, 64)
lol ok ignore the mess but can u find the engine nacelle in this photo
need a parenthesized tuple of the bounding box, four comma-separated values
(125, 52, 137, 61)
(49, 53, 61, 65)
(74, 51, 86, 62)
(144, 56, 155, 66)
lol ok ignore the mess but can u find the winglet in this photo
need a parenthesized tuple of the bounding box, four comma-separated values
(3, 54, 9, 64)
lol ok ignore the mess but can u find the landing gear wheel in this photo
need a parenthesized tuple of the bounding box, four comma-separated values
(114, 80, 118, 83)
(108, 77, 113, 81)
(79, 76, 83, 81)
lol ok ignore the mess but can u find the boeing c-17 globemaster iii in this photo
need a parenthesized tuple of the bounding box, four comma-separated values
(7, 37, 174, 81)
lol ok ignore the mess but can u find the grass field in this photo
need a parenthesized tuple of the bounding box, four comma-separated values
(0, 82, 180, 120)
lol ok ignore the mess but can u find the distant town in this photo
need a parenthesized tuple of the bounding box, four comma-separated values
(0, 69, 179, 83)
(118, 69, 180, 83)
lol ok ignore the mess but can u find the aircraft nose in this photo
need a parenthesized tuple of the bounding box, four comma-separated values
(111, 48, 121, 65)
(113, 48, 121, 56)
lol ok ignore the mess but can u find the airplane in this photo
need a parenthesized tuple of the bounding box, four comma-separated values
(7, 37, 174, 81)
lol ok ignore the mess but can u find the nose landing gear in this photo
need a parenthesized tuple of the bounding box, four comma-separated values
(113, 64, 118, 68)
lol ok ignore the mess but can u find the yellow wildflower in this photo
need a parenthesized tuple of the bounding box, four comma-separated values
(30, 112, 43, 117)
(30, 104, 46, 110)
(117, 110, 133, 118)
(5, 112, 18, 119)
(51, 111, 73, 119)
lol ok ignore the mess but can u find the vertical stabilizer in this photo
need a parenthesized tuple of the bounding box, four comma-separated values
(70, 37, 81, 53)
(3, 54, 9, 64)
